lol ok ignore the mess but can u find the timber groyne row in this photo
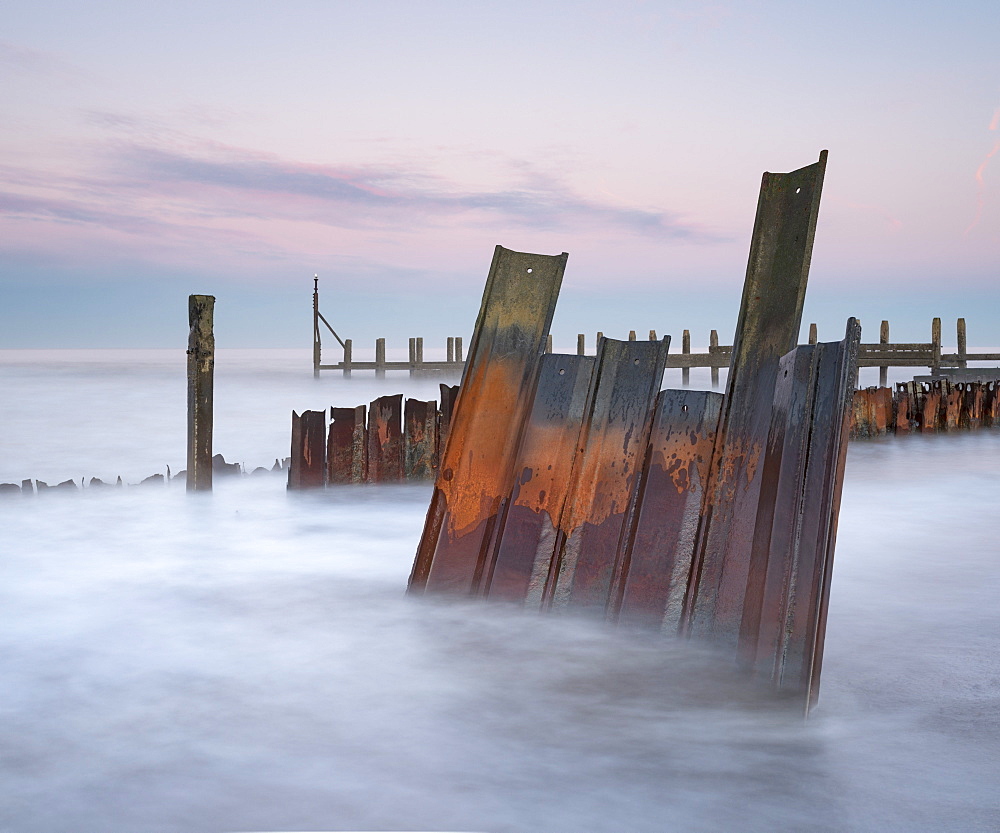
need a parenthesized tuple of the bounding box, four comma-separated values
(850, 380, 1000, 438)
(0, 455, 287, 497)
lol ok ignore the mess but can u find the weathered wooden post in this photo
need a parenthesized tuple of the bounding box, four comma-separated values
(682, 328, 691, 386)
(187, 294, 215, 492)
(375, 338, 386, 379)
(577, 333, 586, 355)
(957, 318, 968, 368)
(628, 329, 637, 341)
(649, 329, 657, 341)
(546, 334, 553, 353)
(312, 276, 321, 378)
(455, 337, 463, 364)
(931, 317, 942, 375)
(447, 337, 455, 363)
(343, 339, 353, 378)
(808, 323, 818, 345)
(408, 337, 416, 376)
(879, 320, 890, 388)
(709, 329, 720, 389)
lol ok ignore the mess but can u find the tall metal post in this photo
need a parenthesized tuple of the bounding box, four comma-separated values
(187, 294, 215, 492)
(312, 276, 321, 377)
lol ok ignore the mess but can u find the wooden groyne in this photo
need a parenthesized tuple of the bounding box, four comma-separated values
(311, 286, 998, 388)
(850, 380, 1000, 437)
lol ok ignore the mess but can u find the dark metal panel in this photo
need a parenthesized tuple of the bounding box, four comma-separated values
(438, 383, 461, 447)
(404, 398, 438, 480)
(686, 151, 829, 647)
(410, 246, 567, 595)
(740, 321, 860, 706)
(288, 409, 326, 489)
(613, 388, 723, 632)
(328, 405, 366, 484)
(367, 394, 404, 482)
(549, 337, 669, 615)
(483, 353, 596, 605)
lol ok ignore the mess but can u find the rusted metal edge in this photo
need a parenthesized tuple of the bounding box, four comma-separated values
(409, 246, 567, 595)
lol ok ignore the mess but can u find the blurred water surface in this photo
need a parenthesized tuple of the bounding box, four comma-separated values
(0, 350, 998, 832)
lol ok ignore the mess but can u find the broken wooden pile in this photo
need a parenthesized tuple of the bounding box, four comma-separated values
(851, 380, 1000, 437)
(408, 152, 860, 711)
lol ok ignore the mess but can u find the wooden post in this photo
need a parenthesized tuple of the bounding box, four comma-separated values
(682, 328, 691, 386)
(577, 333, 585, 356)
(455, 337, 463, 364)
(546, 334, 553, 353)
(187, 294, 215, 492)
(932, 317, 941, 375)
(649, 330, 657, 341)
(447, 336, 455, 363)
(312, 276, 320, 378)
(710, 329, 720, 389)
(597, 331, 604, 344)
(416, 337, 424, 373)
(628, 330, 637, 341)
(957, 318, 968, 368)
(879, 320, 889, 388)
(343, 339, 353, 378)
(408, 337, 416, 376)
(808, 323, 817, 345)
(375, 338, 386, 379)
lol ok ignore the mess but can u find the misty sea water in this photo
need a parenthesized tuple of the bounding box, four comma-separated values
(0, 349, 998, 832)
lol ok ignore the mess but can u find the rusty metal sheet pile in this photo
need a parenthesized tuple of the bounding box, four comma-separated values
(849, 379, 1000, 437)
(405, 153, 859, 708)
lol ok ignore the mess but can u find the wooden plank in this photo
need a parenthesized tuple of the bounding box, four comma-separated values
(409, 246, 567, 595)
(482, 353, 596, 605)
(613, 388, 723, 632)
(367, 394, 404, 481)
(686, 151, 828, 648)
(549, 337, 670, 615)
(404, 398, 438, 480)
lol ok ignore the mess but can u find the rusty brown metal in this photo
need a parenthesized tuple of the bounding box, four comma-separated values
(328, 405, 366, 484)
(686, 151, 829, 648)
(404, 398, 438, 480)
(409, 246, 567, 595)
(288, 409, 326, 489)
(613, 389, 722, 632)
(549, 337, 670, 615)
(483, 353, 596, 605)
(367, 394, 404, 482)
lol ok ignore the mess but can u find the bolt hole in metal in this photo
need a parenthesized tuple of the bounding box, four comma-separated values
(526, 268, 533, 274)
(634, 358, 640, 365)
(558, 368, 565, 375)
(796, 187, 801, 193)
(682, 404, 688, 412)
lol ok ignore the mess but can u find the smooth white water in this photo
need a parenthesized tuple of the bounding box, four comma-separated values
(1, 350, 998, 832)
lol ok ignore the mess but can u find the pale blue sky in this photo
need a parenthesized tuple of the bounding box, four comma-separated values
(1, 1, 997, 350)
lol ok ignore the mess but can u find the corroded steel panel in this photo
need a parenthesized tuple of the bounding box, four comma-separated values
(288, 409, 326, 489)
(367, 394, 404, 482)
(687, 151, 829, 647)
(958, 382, 982, 429)
(483, 353, 596, 605)
(328, 405, 366, 484)
(739, 321, 860, 707)
(944, 382, 961, 430)
(410, 246, 567, 595)
(438, 383, 461, 447)
(404, 398, 438, 480)
(614, 389, 723, 632)
(550, 337, 670, 615)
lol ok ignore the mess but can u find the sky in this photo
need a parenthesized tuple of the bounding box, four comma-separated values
(1, 0, 998, 352)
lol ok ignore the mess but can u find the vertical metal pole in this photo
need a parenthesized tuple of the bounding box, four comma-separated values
(187, 294, 215, 492)
(312, 276, 320, 378)
(710, 329, 719, 389)
(879, 320, 889, 388)
(375, 338, 386, 379)
(957, 318, 968, 368)
(682, 328, 691, 387)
